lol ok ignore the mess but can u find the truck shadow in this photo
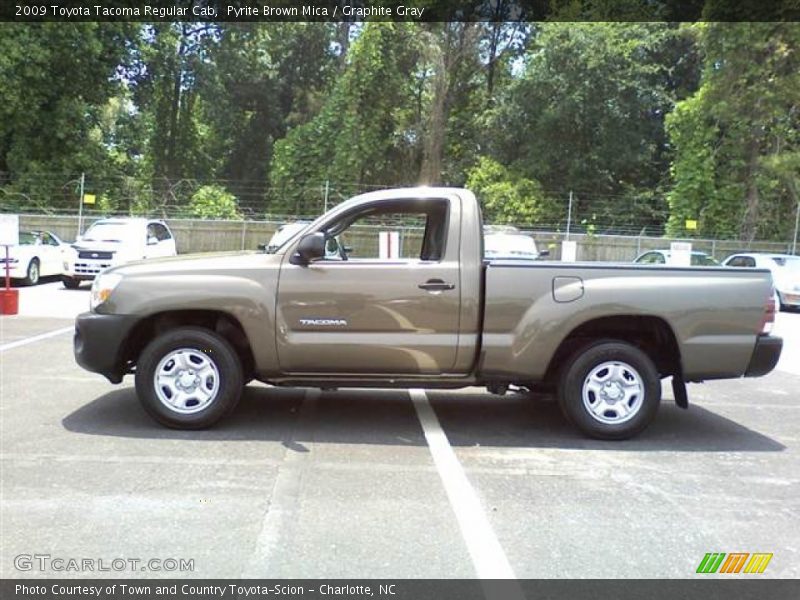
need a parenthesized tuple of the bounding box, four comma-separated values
(61, 385, 785, 452)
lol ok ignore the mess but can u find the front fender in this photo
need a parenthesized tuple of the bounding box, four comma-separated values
(101, 272, 279, 376)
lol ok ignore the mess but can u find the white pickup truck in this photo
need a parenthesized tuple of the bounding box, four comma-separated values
(62, 218, 177, 289)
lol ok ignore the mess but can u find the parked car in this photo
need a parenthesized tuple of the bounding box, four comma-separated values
(484, 233, 548, 261)
(74, 187, 781, 440)
(722, 253, 800, 311)
(62, 218, 176, 289)
(0, 230, 68, 285)
(634, 250, 720, 266)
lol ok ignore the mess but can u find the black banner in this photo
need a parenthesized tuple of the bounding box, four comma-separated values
(2, 0, 799, 23)
(2, 579, 800, 600)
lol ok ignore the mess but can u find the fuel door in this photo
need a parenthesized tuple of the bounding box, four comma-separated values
(552, 276, 584, 303)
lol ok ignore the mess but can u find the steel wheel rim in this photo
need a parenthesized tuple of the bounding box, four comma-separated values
(154, 348, 220, 414)
(582, 360, 644, 425)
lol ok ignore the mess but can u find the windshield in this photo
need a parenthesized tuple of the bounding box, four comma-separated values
(82, 222, 140, 243)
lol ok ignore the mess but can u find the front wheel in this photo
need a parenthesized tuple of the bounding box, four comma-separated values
(62, 276, 81, 290)
(24, 259, 40, 285)
(558, 341, 661, 440)
(135, 327, 244, 429)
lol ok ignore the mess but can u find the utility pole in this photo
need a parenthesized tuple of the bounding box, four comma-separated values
(323, 180, 330, 213)
(566, 190, 573, 241)
(77, 172, 85, 239)
(793, 198, 799, 255)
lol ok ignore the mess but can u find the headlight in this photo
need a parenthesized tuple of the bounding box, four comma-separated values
(90, 273, 123, 310)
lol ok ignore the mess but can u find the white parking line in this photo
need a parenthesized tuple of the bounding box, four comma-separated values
(410, 388, 517, 580)
(0, 326, 73, 352)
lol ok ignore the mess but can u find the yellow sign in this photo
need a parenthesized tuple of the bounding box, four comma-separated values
(83, 194, 96, 205)
(685, 219, 697, 230)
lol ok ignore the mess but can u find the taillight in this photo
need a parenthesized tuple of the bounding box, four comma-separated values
(759, 287, 776, 335)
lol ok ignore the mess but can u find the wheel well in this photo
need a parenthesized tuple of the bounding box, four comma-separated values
(543, 315, 681, 383)
(122, 310, 255, 376)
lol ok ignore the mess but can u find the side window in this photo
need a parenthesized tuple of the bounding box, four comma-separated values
(728, 256, 755, 267)
(638, 252, 664, 264)
(322, 200, 448, 262)
(153, 223, 171, 241)
(41, 233, 57, 246)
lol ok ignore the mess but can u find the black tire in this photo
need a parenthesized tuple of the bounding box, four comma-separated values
(135, 327, 244, 429)
(24, 258, 40, 286)
(558, 340, 661, 440)
(62, 276, 81, 290)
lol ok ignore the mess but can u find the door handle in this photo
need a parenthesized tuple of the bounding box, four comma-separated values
(418, 278, 455, 291)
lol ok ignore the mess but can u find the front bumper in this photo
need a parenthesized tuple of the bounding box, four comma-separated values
(74, 312, 140, 383)
(778, 290, 800, 307)
(744, 335, 783, 377)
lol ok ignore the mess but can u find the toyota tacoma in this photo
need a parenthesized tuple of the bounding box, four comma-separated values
(73, 188, 782, 439)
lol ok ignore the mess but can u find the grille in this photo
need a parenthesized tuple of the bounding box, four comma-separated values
(78, 250, 114, 260)
(74, 262, 112, 275)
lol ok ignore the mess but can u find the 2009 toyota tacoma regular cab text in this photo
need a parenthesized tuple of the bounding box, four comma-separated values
(73, 188, 783, 439)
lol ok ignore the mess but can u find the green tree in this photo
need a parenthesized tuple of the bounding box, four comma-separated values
(269, 23, 423, 214)
(466, 156, 562, 227)
(0, 23, 135, 211)
(666, 23, 800, 241)
(493, 22, 700, 233)
(197, 23, 339, 208)
(188, 185, 242, 220)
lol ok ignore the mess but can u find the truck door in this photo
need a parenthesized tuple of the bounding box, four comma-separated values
(275, 196, 462, 375)
(146, 222, 176, 258)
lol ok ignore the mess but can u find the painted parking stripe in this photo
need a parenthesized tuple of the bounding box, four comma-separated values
(410, 388, 517, 580)
(0, 326, 73, 352)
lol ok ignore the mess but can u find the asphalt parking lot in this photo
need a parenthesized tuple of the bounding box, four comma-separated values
(1, 280, 799, 579)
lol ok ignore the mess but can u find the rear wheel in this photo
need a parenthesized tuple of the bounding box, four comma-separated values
(558, 341, 661, 440)
(135, 327, 243, 429)
(23, 259, 40, 286)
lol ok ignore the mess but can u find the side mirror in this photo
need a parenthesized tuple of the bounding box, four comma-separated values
(538, 250, 550, 258)
(291, 232, 326, 265)
(147, 236, 159, 246)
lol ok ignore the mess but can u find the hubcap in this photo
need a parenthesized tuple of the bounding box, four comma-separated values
(582, 360, 644, 425)
(154, 348, 220, 414)
(29, 262, 38, 283)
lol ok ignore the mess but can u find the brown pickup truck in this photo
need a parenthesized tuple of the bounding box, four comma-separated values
(74, 187, 782, 439)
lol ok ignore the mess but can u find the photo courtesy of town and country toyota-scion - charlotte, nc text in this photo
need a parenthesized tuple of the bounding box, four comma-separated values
(13, 584, 394, 597)
(15, 4, 427, 18)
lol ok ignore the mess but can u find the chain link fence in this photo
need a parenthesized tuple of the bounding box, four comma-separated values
(3, 172, 798, 259)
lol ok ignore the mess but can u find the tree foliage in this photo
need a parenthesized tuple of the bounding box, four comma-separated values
(269, 22, 423, 212)
(466, 157, 562, 227)
(666, 23, 800, 241)
(188, 185, 242, 220)
(0, 21, 797, 243)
